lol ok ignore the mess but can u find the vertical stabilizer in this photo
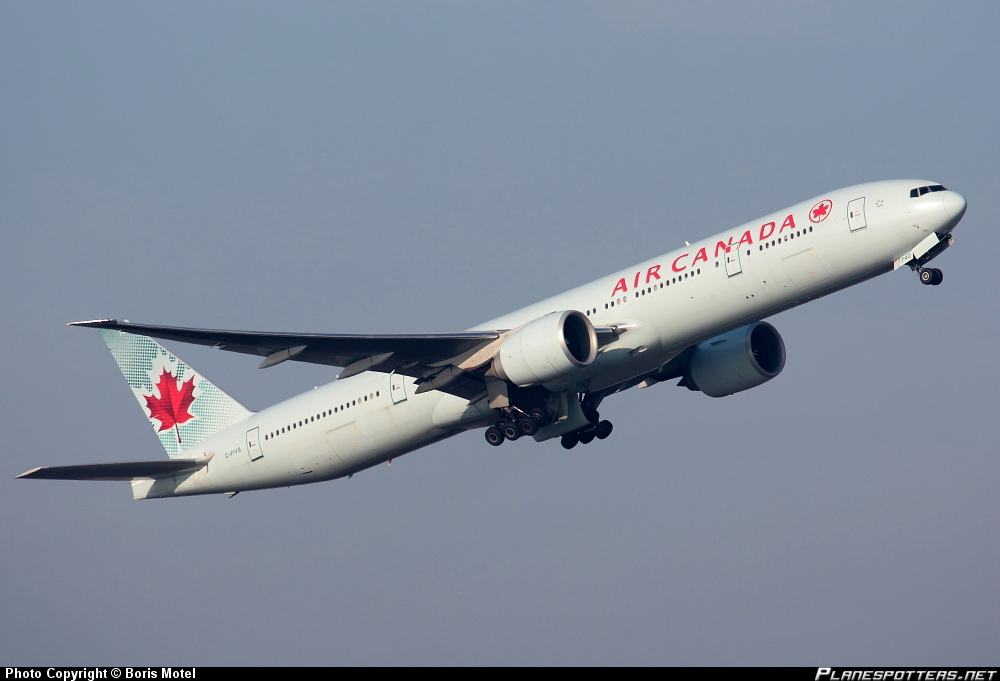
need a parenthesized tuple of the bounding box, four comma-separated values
(99, 329, 253, 457)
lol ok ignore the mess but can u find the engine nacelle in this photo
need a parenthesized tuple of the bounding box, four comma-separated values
(492, 310, 598, 387)
(688, 321, 785, 397)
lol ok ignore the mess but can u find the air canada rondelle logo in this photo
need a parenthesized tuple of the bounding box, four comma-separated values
(809, 199, 833, 223)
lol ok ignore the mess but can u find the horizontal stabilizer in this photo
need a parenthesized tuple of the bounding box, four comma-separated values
(17, 454, 212, 481)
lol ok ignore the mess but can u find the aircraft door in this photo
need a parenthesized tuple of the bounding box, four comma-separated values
(848, 197, 867, 231)
(725, 246, 743, 276)
(245, 427, 263, 461)
(390, 372, 407, 404)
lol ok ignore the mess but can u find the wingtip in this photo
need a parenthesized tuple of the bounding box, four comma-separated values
(67, 319, 117, 328)
(15, 467, 42, 479)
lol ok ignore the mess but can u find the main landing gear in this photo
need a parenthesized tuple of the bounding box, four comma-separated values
(560, 408, 613, 450)
(483, 404, 615, 448)
(484, 407, 547, 447)
(917, 267, 943, 286)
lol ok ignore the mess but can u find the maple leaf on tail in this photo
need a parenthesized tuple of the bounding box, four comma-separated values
(144, 368, 197, 444)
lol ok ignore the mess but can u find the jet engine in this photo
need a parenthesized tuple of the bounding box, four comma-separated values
(687, 321, 785, 397)
(491, 310, 598, 387)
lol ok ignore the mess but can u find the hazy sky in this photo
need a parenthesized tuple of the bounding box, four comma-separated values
(2, 1, 998, 665)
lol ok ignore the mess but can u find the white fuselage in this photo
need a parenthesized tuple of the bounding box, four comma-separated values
(133, 179, 966, 499)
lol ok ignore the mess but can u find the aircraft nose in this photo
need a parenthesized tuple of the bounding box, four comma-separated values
(942, 191, 967, 222)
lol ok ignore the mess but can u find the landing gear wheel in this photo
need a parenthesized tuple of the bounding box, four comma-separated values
(485, 427, 504, 447)
(919, 268, 934, 285)
(579, 429, 596, 445)
(583, 407, 600, 424)
(528, 407, 547, 425)
(931, 268, 943, 285)
(502, 422, 520, 441)
(518, 417, 539, 437)
(561, 433, 579, 449)
(595, 420, 613, 440)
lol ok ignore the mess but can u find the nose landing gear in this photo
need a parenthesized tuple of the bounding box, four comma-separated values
(918, 267, 943, 286)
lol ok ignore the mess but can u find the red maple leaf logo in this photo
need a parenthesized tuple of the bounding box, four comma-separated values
(809, 199, 833, 223)
(144, 368, 196, 444)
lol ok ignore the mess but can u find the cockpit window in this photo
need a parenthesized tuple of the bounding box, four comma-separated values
(910, 185, 947, 197)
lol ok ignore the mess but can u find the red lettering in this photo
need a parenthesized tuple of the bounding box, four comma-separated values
(759, 222, 775, 240)
(645, 265, 661, 283)
(633, 272, 640, 289)
(714, 239, 733, 258)
(612, 278, 628, 295)
(692, 247, 708, 265)
(672, 254, 689, 272)
(779, 214, 796, 232)
(738, 230, 753, 246)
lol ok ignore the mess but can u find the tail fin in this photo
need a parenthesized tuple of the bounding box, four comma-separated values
(98, 329, 252, 457)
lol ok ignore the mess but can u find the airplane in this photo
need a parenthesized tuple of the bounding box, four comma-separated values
(18, 180, 967, 499)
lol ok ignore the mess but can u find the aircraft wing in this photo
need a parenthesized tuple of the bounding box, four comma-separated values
(17, 456, 211, 481)
(70, 319, 623, 401)
(70, 319, 504, 399)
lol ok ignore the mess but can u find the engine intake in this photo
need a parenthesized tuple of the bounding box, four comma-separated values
(492, 310, 598, 387)
(688, 321, 785, 397)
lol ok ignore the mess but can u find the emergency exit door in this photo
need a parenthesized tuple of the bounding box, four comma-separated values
(725, 246, 743, 276)
(848, 197, 867, 231)
(245, 427, 263, 461)
(390, 372, 407, 404)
